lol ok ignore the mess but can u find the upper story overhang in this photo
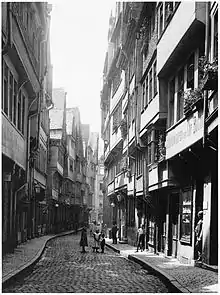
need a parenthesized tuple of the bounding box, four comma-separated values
(157, 2, 206, 78)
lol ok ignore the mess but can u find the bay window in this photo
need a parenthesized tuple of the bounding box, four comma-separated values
(142, 60, 157, 110)
(168, 50, 198, 127)
(2, 60, 26, 135)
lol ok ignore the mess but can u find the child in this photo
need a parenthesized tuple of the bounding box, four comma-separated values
(100, 233, 106, 253)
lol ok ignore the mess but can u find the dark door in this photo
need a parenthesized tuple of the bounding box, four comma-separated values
(171, 193, 179, 257)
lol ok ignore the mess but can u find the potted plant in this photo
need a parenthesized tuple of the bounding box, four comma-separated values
(183, 88, 203, 115)
(199, 56, 218, 90)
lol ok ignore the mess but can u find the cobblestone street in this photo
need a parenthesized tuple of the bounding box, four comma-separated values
(3, 234, 170, 293)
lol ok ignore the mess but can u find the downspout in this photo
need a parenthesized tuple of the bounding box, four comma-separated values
(202, 2, 210, 147)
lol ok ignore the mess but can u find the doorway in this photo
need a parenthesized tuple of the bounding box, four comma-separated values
(170, 193, 179, 258)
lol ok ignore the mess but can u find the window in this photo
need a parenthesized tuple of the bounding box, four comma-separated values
(169, 78, 175, 127)
(158, 4, 163, 38)
(136, 151, 143, 176)
(149, 69, 153, 102)
(142, 81, 145, 110)
(112, 71, 121, 97)
(153, 61, 157, 96)
(177, 67, 184, 121)
(2, 61, 26, 135)
(9, 72, 13, 121)
(145, 76, 149, 107)
(3, 61, 8, 115)
(142, 61, 156, 109)
(21, 94, 25, 134)
(69, 159, 73, 171)
(180, 187, 193, 244)
(13, 81, 17, 126)
(187, 53, 194, 89)
(213, 10, 218, 59)
(112, 102, 122, 133)
(165, 2, 174, 25)
(147, 129, 154, 165)
(129, 51, 135, 81)
(148, 219, 155, 245)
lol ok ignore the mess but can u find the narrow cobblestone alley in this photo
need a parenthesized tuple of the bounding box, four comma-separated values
(3, 233, 171, 293)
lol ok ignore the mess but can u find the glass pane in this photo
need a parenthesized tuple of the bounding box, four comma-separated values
(180, 189, 192, 243)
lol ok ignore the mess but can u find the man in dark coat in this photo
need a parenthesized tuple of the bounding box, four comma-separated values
(111, 223, 118, 244)
(80, 226, 88, 253)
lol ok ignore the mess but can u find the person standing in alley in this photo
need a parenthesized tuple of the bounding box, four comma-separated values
(100, 232, 106, 253)
(111, 223, 118, 244)
(80, 226, 88, 253)
(195, 211, 203, 261)
(92, 229, 101, 253)
(136, 224, 145, 252)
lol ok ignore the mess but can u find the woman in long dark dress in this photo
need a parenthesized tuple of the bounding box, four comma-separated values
(80, 227, 88, 253)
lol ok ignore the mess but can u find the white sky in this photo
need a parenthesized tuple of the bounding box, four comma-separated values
(50, 0, 114, 134)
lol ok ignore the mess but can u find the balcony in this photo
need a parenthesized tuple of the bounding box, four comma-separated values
(115, 172, 126, 191)
(127, 174, 134, 196)
(157, 2, 206, 76)
(111, 126, 123, 151)
(2, 114, 26, 169)
(148, 162, 176, 191)
(140, 94, 160, 135)
(136, 176, 143, 195)
(110, 72, 125, 114)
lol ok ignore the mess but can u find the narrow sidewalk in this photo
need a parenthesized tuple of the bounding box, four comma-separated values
(2, 230, 77, 286)
(105, 238, 218, 293)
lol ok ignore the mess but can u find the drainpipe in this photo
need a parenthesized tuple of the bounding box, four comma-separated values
(202, 2, 210, 147)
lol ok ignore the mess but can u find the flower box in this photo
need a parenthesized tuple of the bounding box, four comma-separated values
(201, 71, 218, 91)
(183, 88, 203, 116)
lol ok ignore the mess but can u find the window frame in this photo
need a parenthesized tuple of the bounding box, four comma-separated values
(180, 187, 193, 245)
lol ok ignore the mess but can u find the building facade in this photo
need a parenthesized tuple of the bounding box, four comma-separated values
(101, 2, 218, 266)
(2, 2, 52, 253)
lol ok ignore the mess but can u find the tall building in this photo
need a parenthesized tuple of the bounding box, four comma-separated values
(95, 155, 105, 225)
(2, 2, 53, 253)
(86, 132, 99, 222)
(101, 2, 218, 266)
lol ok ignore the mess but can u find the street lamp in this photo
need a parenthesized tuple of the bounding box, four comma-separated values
(110, 202, 115, 207)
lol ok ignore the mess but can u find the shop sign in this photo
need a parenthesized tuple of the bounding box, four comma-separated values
(166, 112, 203, 159)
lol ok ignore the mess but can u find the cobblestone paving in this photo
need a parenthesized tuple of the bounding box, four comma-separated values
(3, 234, 170, 293)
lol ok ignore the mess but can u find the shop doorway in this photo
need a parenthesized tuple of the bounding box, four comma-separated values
(170, 193, 179, 258)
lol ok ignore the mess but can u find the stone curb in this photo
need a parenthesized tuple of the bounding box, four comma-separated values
(105, 243, 190, 293)
(2, 229, 79, 287)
